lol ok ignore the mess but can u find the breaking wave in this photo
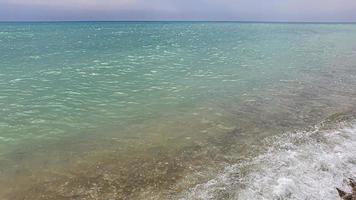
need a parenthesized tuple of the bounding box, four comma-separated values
(182, 120, 356, 200)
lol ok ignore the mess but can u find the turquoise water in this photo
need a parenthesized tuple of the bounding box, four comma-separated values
(1, 22, 356, 199)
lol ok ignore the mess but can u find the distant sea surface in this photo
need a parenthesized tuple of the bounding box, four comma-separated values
(1, 22, 356, 199)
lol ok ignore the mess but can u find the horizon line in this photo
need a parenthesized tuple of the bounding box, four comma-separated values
(1, 20, 356, 24)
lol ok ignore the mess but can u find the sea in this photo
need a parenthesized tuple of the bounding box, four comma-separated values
(0, 22, 356, 200)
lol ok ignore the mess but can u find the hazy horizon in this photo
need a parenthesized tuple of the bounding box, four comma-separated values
(1, 0, 356, 22)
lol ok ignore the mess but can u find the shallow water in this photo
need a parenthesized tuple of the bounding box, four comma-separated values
(1, 22, 356, 199)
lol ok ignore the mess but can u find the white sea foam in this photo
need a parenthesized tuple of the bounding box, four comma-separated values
(182, 122, 356, 200)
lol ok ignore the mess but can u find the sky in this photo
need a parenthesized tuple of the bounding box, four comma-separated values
(1, 0, 356, 22)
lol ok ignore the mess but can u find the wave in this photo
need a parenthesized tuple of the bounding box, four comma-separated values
(181, 120, 356, 200)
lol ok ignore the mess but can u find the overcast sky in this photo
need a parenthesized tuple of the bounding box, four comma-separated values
(1, 0, 356, 22)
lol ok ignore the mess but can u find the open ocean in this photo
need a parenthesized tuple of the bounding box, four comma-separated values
(1, 22, 356, 199)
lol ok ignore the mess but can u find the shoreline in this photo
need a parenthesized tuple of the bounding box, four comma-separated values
(2, 111, 355, 199)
